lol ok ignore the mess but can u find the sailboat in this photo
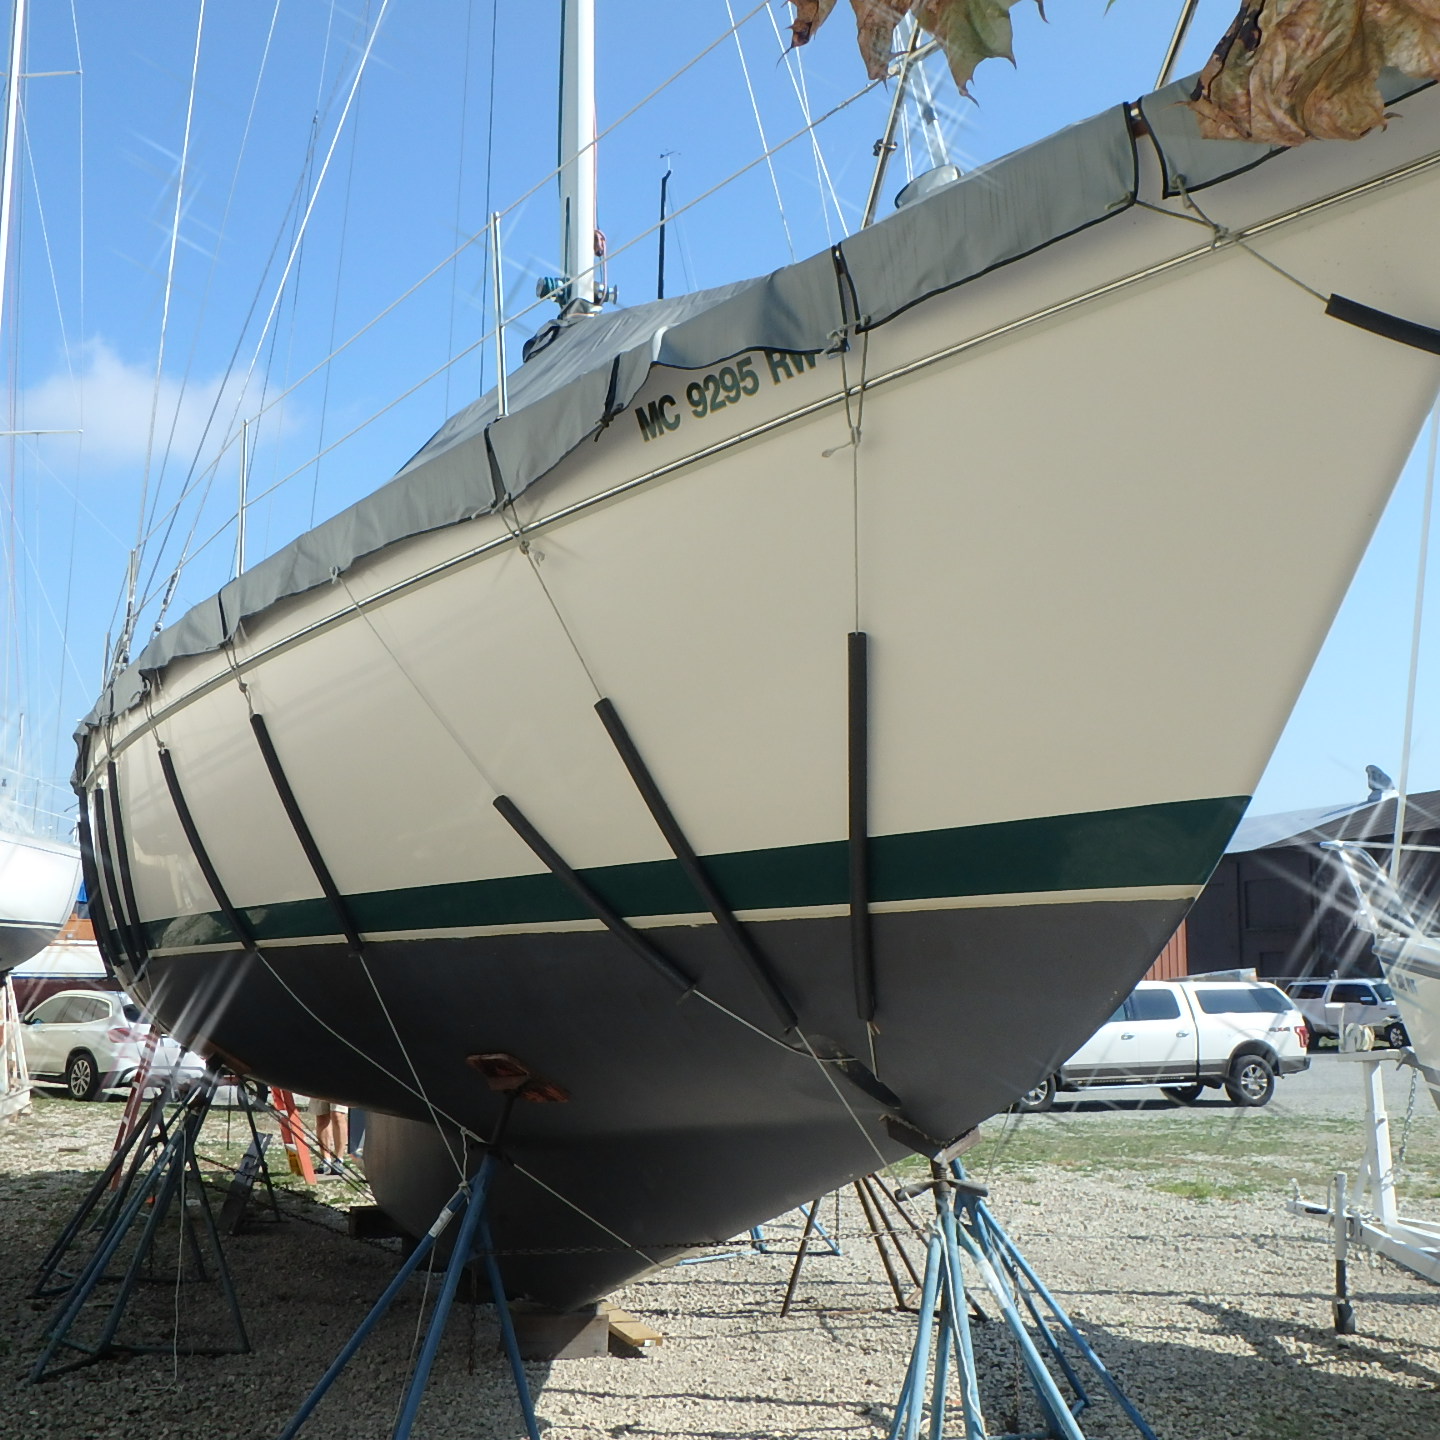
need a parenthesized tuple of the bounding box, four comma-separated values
(75, 2, 1440, 1309)
(0, 0, 81, 974)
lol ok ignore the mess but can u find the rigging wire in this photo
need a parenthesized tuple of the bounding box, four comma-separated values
(765, 2, 844, 242)
(131, 0, 394, 648)
(477, 0, 500, 395)
(444, 0, 476, 416)
(122, 0, 208, 666)
(723, 0, 795, 263)
(131, 63, 891, 607)
(1391, 401, 1440, 884)
(119, 1, 779, 604)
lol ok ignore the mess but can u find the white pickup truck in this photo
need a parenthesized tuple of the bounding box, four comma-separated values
(1015, 979, 1310, 1112)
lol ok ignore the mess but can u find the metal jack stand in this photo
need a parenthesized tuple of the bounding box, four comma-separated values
(782, 1177, 921, 1317)
(1288, 1043, 1440, 1332)
(276, 1148, 541, 1440)
(887, 1163, 1159, 1440)
(29, 1068, 250, 1381)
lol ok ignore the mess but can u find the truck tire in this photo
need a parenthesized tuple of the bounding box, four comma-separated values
(1224, 1053, 1275, 1107)
(1163, 1084, 1204, 1105)
(1012, 1075, 1056, 1114)
(1385, 1021, 1409, 1049)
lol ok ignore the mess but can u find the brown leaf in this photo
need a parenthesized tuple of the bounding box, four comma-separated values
(1192, 0, 1440, 143)
(789, 0, 841, 47)
(915, 0, 1027, 94)
(853, 0, 914, 79)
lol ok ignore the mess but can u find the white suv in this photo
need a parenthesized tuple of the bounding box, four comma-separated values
(20, 989, 208, 1100)
(1015, 979, 1310, 1112)
(1283, 978, 1408, 1049)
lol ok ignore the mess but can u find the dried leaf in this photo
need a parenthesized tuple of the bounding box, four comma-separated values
(853, 0, 912, 80)
(790, 0, 1034, 90)
(1192, 0, 1440, 143)
(915, 0, 1027, 94)
(789, 0, 840, 47)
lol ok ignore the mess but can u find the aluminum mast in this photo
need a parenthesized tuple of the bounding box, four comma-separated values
(559, 0, 598, 311)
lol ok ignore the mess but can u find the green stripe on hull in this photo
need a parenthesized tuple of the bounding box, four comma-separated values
(145, 794, 1248, 951)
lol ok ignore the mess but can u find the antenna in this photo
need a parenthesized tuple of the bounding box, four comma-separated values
(657, 153, 674, 301)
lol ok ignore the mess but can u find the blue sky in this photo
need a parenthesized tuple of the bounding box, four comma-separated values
(0, 0, 1434, 822)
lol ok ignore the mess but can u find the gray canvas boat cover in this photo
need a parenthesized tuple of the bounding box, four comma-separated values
(88, 78, 1301, 731)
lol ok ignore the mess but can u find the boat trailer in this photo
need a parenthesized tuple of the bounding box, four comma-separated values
(1288, 1037, 1440, 1331)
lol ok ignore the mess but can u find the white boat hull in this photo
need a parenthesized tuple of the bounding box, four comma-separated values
(76, 83, 1440, 1303)
(0, 829, 81, 973)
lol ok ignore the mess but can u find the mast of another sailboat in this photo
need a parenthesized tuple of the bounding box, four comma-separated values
(0, 0, 25, 355)
(559, 0, 599, 312)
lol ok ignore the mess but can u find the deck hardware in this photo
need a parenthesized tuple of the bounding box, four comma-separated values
(492, 793, 696, 995)
(848, 630, 876, 1022)
(593, 697, 799, 1032)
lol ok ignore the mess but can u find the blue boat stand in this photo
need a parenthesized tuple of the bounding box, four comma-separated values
(887, 1162, 1160, 1440)
(275, 1149, 541, 1440)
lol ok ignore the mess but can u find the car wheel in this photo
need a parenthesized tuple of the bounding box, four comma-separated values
(65, 1051, 101, 1102)
(1224, 1054, 1276, 1107)
(1012, 1075, 1056, 1114)
(1163, 1084, 1204, 1105)
(1385, 1022, 1409, 1049)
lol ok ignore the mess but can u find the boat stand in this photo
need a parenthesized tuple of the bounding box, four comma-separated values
(28, 1067, 251, 1381)
(1287, 1044, 1440, 1332)
(782, 1174, 924, 1316)
(886, 1163, 1159, 1440)
(1, 975, 31, 1121)
(276, 1149, 541, 1440)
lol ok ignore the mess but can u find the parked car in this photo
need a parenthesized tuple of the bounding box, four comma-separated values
(1014, 979, 1310, 1112)
(19, 989, 208, 1101)
(1283, 977, 1408, 1049)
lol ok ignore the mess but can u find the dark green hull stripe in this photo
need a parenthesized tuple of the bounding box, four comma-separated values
(145, 794, 1248, 951)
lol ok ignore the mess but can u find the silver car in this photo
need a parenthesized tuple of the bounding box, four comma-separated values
(20, 989, 208, 1100)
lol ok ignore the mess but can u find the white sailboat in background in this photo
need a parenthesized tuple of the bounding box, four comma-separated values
(0, 0, 80, 974)
(67, 0, 1440, 1306)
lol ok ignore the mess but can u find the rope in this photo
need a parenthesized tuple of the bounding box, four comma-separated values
(1392, 401, 1440, 883)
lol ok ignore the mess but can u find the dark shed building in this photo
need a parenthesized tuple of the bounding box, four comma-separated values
(1182, 789, 1440, 982)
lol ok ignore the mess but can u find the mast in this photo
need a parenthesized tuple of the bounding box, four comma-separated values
(0, 0, 26, 357)
(558, 0, 597, 311)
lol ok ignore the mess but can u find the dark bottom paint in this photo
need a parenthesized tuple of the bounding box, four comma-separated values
(132, 895, 1186, 1309)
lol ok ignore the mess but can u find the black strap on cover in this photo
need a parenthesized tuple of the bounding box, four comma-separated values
(593, 697, 800, 1033)
(105, 760, 151, 976)
(1326, 294, 1440, 357)
(248, 712, 365, 954)
(848, 632, 876, 1023)
(156, 746, 256, 949)
(81, 789, 132, 972)
(492, 794, 695, 995)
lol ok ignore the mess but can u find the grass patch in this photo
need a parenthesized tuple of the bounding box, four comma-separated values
(958, 1106, 1440, 1208)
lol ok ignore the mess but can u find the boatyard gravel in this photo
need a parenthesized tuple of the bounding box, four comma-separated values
(1, 1094, 1437, 1440)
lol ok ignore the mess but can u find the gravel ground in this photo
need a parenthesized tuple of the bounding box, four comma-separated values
(1, 1087, 1438, 1440)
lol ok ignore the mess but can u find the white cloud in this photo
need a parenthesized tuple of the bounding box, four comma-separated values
(22, 339, 278, 475)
